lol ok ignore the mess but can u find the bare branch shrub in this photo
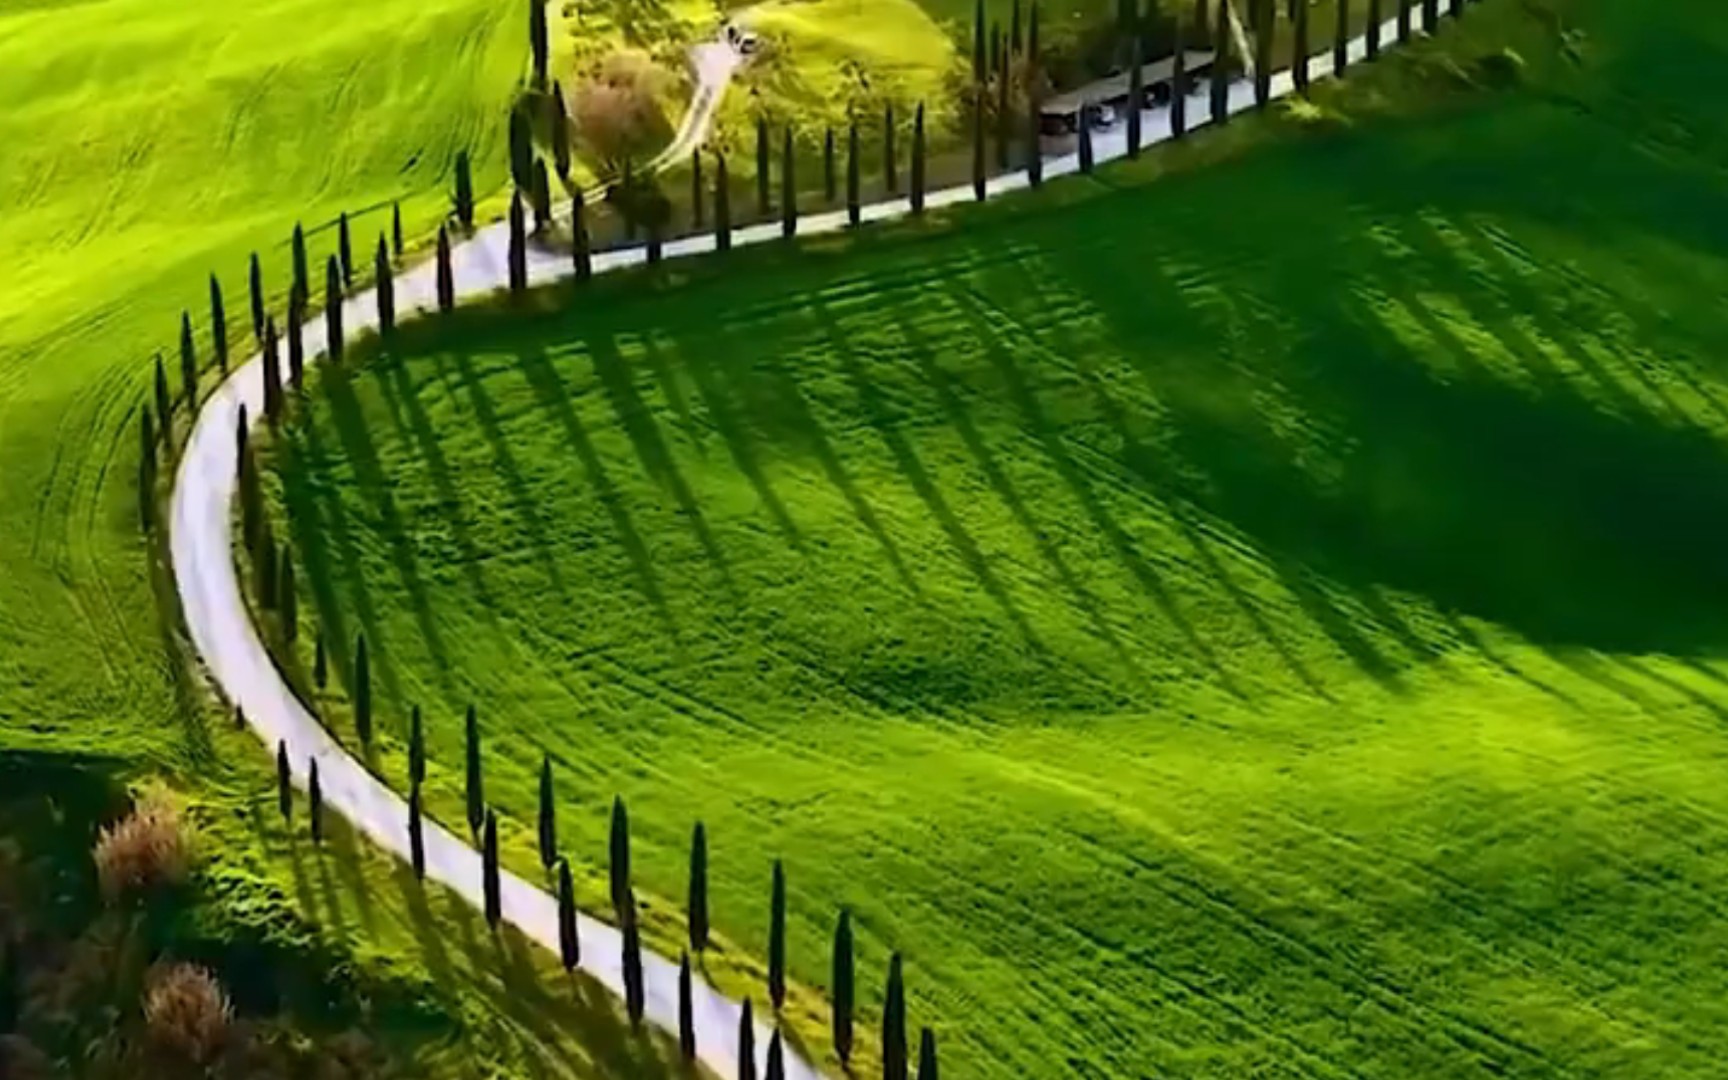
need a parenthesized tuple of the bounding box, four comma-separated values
(142, 962, 231, 1065)
(93, 792, 191, 903)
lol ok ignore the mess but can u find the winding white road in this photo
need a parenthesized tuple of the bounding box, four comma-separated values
(169, 9, 1450, 1078)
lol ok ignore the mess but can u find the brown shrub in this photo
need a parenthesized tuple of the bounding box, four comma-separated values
(142, 962, 231, 1065)
(570, 49, 671, 166)
(92, 793, 191, 903)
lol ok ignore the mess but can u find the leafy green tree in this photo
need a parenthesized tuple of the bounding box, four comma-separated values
(1127, 36, 1144, 156)
(179, 312, 197, 404)
(353, 634, 371, 745)
(781, 128, 797, 237)
(1335, 0, 1351, 75)
(769, 859, 787, 1009)
(375, 236, 395, 335)
(455, 150, 476, 230)
(483, 808, 502, 928)
(530, 0, 549, 85)
(832, 909, 854, 1064)
(689, 821, 709, 952)
(678, 951, 695, 1060)
(622, 896, 644, 1026)
(552, 84, 572, 178)
(287, 288, 305, 388)
(408, 783, 425, 878)
(249, 253, 265, 340)
(1294, 0, 1311, 93)
(292, 223, 309, 304)
(917, 1028, 938, 1080)
(510, 108, 533, 189)
(910, 104, 927, 214)
(846, 122, 861, 225)
(153, 353, 172, 432)
(883, 103, 897, 194)
(465, 705, 484, 834)
(392, 201, 404, 259)
(277, 740, 292, 820)
(738, 998, 756, 1080)
(338, 212, 353, 287)
(756, 118, 771, 217)
(508, 191, 528, 294)
(558, 858, 580, 969)
(715, 155, 732, 252)
(572, 192, 593, 278)
(531, 159, 552, 233)
(262, 318, 282, 422)
(691, 150, 705, 228)
(766, 1032, 785, 1080)
(538, 756, 557, 868)
(308, 759, 323, 844)
(883, 953, 907, 1080)
(609, 794, 631, 917)
(823, 128, 836, 202)
(437, 226, 455, 310)
(314, 631, 328, 689)
(209, 274, 228, 372)
(325, 256, 344, 362)
(280, 550, 297, 642)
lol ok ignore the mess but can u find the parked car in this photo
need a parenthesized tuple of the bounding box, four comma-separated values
(1083, 102, 1118, 129)
(724, 23, 760, 55)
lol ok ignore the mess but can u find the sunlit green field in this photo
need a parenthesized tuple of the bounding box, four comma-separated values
(261, 0, 1728, 1075)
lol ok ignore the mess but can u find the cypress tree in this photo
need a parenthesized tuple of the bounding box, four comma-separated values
(755, 117, 771, 217)
(917, 1028, 938, 1080)
(314, 631, 328, 689)
(689, 821, 709, 952)
(1450, 0, 1461, 18)
(823, 127, 836, 203)
(883, 103, 897, 194)
(572, 192, 592, 279)
(1078, 106, 1095, 173)
(353, 634, 371, 745)
(435, 226, 455, 311)
(277, 740, 292, 820)
(972, 0, 986, 83)
(408, 783, 425, 879)
(287, 288, 305, 389)
(557, 858, 579, 969)
(292, 223, 308, 305)
(209, 274, 228, 372)
(1254, 0, 1274, 108)
(1127, 37, 1144, 157)
(647, 219, 663, 264)
(239, 449, 260, 551)
(1210, 0, 1231, 123)
(989, 22, 1001, 82)
(538, 756, 557, 869)
(971, 92, 986, 200)
(678, 951, 696, 1060)
(1191, 0, 1205, 36)
(308, 759, 323, 845)
(1368, 0, 1383, 57)
(281, 550, 298, 643)
(530, 0, 549, 85)
(766, 1032, 785, 1080)
(609, 795, 631, 917)
(510, 108, 533, 190)
(738, 998, 756, 1080)
(235, 403, 246, 471)
(258, 522, 277, 609)
(376, 236, 395, 335)
(1028, 0, 1040, 67)
(846, 122, 861, 226)
(455, 150, 476, 230)
(781, 127, 797, 238)
(138, 428, 155, 533)
(832, 909, 854, 1065)
(153, 354, 172, 431)
(768, 859, 787, 1009)
(465, 705, 484, 834)
(482, 809, 502, 928)
(1423, 0, 1438, 31)
(1011, 0, 1023, 53)
(325, 256, 344, 362)
(1171, 15, 1189, 138)
(1335, 0, 1351, 76)
(1294, 0, 1311, 93)
(883, 953, 907, 1080)
(715, 155, 732, 252)
(622, 898, 645, 1027)
(409, 704, 425, 786)
(141, 409, 155, 466)
(552, 84, 572, 178)
(338, 212, 353, 287)
(508, 192, 528, 295)
(262, 319, 282, 422)
(531, 159, 552, 233)
(392, 201, 404, 259)
(1397, 0, 1411, 43)
(1026, 87, 1043, 188)
(692, 150, 705, 229)
(910, 104, 926, 214)
(179, 312, 197, 404)
(995, 41, 1011, 171)
(249, 253, 265, 340)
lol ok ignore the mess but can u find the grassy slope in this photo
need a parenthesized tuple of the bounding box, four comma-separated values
(266, 0, 1728, 1076)
(0, 1, 690, 1076)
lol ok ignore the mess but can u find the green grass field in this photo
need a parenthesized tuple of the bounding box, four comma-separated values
(260, 0, 1728, 1075)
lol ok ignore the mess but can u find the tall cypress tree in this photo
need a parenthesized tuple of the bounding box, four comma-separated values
(510, 108, 533, 190)
(1449, 0, 1461, 19)
(1368, 0, 1383, 58)
(692, 150, 705, 229)
(1210, 0, 1231, 122)
(280, 550, 298, 642)
(622, 897, 644, 1027)
(1397, 0, 1411, 43)
(1078, 106, 1095, 173)
(508, 192, 528, 295)
(768, 859, 787, 1010)
(409, 704, 425, 786)
(846, 122, 861, 226)
(689, 821, 709, 953)
(647, 218, 663, 264)
(179, 312, 197, 404)
(153, 353, 172, 431)
(715, 155, 732, 253)
(557, 858, 580, 969)
(572, 192, 592, 279)
(292, 223, 308, 305)
(1028, 0, 1040, 67)
(832, 909, 854, 1065)
(971, 92, 986, 200)
(257, 521, 277, 608)
(465, 705, 484, 834)
(338, 212, 353, 287)
(995, 41, 1011, 171)
(315, 631, 328, 690)
(482, 809, 502, 928)
(989, 22, 1002, 82)
(1254, 0, 1274, 108)
(530, 0, 549, 85)
(209, 274, 228, 372)
(353, 634, 371, 745)
(325, 257, 344, 362)
(1026, 90, 1043, 187)
(917, 1028, 938, 1080)
(766, 1032, 785, 1080)
(1127, 36, 1144, 157)
(408, 783, 425, 878)
(738, 998, 757, 1080)
(248, 253, 265, 341)
(1011, 0, 1023, 53)
(531, 160, 552, 233)
(910, 104, 926, 214)
(1172, 15, 1189, 138)
(551, 84, 572, 179)
(755, 117, 771, 217)
(376, 236, 395, 334)
(392, 201, 404, 259)
(262, 319, 282, 422)
(1335, 0, 1351, 76)
(883, 953, 907, 1080)
(277, 740, 292, 821)
(883, 103, 898, 194)
(1423, 0, 1438, 31)
(308, 759, 323, 845)
(537, 756, 557, 868)
(678, 951, 696, 1060)
(972, 0, 986, 83)
(781, 128, 797, 238)
(609, 795, 631, 917)
(823, 128, 837, 203)
(287, 288, 305, 389)
(1294, 0, 1311, 93)
(436, 226, 455, 311)
(455, 150, 476, 230)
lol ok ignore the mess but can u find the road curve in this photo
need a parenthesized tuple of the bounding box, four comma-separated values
(170, 11, 1442, 1078)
